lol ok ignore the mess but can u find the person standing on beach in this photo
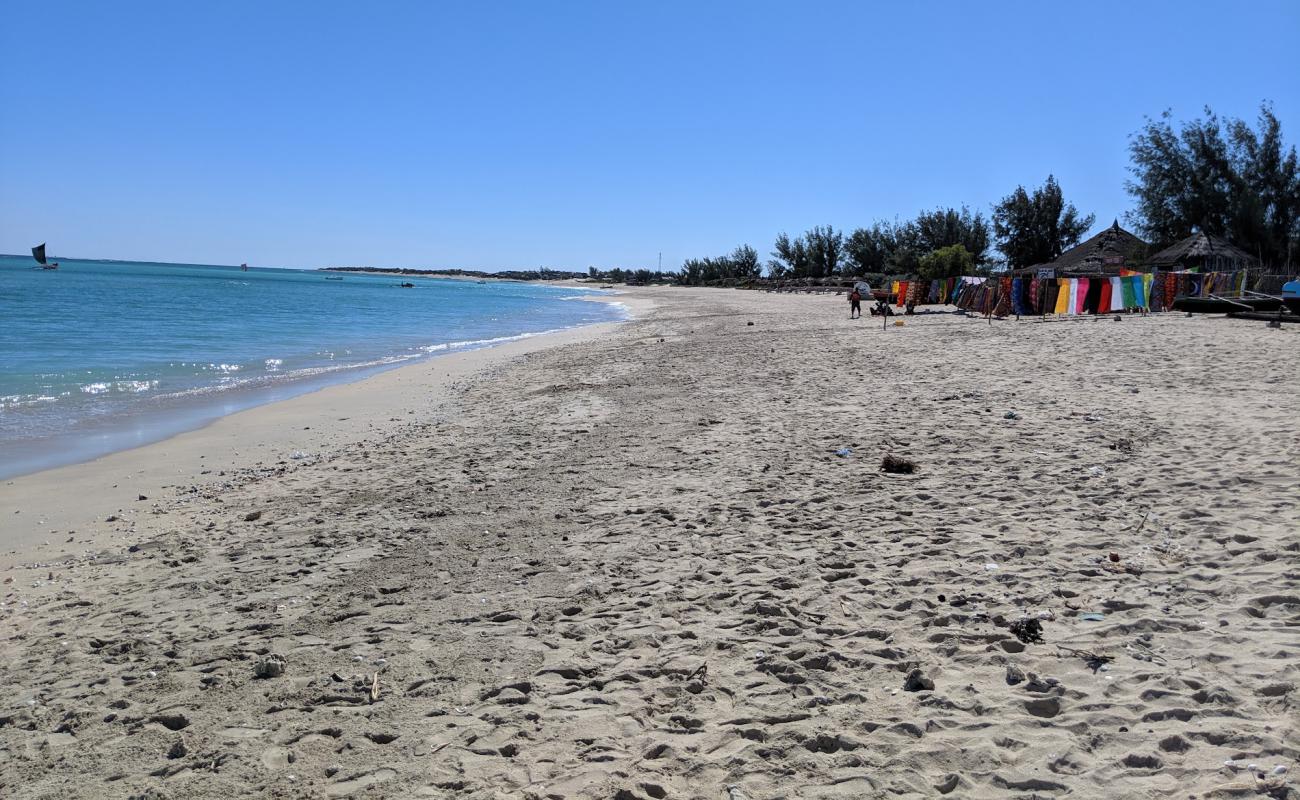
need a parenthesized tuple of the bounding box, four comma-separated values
(848, 287, 862, 319)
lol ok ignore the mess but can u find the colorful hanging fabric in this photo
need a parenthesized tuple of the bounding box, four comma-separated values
(1054, 278, 1070, 314)
(896, 280, 908, 307)
(1120, 275, 1136, 308)
(1163, 273, 1176, 307)
(1011, 278, 1025, 315)
(1131, 275, 1147, 308)
(1109, 277, 1124, 311)
(1065, 278, 1078, 315)
(1085, 277, 1104, 313)
(1142, 274, 1154, 308)
(1098, 278, 1113, 313)
(963, 281, 977, 310)
(1075, 278, 1090, 314)
(1027, 278, 1040, 313)
(994, 277, 1012, 316)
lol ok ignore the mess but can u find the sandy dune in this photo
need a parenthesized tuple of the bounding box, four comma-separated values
(1, 287, 1297, 799)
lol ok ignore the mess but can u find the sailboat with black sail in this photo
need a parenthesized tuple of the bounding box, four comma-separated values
(32, 243, 58, 270)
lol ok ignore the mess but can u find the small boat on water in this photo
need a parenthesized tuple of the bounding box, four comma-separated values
(32, 243, 57, 270)
(1172, 294, 1282, 314)
(399, 282, 415, 288)
(1284, 280, 1300, 316)
(241, 263, 249, 272)
(324, 276, 344, 281)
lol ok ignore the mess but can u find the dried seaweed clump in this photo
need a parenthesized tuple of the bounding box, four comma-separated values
(881, 454, 917, 474)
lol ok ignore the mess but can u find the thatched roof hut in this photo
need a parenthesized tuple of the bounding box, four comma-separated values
(1038, 221, 1149, 275)
(1146, 231, 1258, 272)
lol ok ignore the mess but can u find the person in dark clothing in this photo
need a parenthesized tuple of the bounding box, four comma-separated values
(848, 288, 862, 318)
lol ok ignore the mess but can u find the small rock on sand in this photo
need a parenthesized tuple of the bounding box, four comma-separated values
(254, 653, 286, 679)
(903, 668, 934, 692)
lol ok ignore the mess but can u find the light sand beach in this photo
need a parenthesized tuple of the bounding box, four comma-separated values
(1, 288, 1298, 799)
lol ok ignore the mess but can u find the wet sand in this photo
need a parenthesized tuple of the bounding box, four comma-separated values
(1, 287, 1297, 799)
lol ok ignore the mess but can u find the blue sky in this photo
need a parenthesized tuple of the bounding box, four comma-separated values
(2, 1, 1297, 270)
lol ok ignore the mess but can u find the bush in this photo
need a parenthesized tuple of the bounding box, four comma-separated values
(917, 244, 975, 280)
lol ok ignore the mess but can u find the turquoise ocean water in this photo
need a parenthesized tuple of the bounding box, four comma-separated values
(0, 256, 624, 478)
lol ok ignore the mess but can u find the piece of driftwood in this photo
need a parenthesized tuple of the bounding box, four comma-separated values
(1057, 646, 1113, 673)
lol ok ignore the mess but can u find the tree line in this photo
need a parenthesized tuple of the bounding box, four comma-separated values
(663, 102, 1299, 286)
(1126, 104, 1299, 269)
(741, 181, 1092, 284)
(681, 180, 1093, 285)
(331, 266, 591, 281)
(587, 267, 677, 285)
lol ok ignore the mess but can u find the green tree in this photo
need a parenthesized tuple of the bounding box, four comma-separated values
(1126, 103, 1300, 268)
(769, 227, 841, 279)
(677, 244, 762, 285)
(914, 207, 991, 265)
(993, 175, 1095, 268)
(917, 244, 974, 280)
(804, 225, 844, 278)
(729, 244, 762, 279)
(885, 219, 923, 273)
(769, 232, 810, 278)
(845, 222, 894, 273)
(847, 210, 990, 275)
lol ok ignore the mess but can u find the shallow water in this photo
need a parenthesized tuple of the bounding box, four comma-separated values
(0, 255, 622, 477)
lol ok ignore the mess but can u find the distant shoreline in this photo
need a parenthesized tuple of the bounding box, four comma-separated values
(322, 266, 595, 282)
